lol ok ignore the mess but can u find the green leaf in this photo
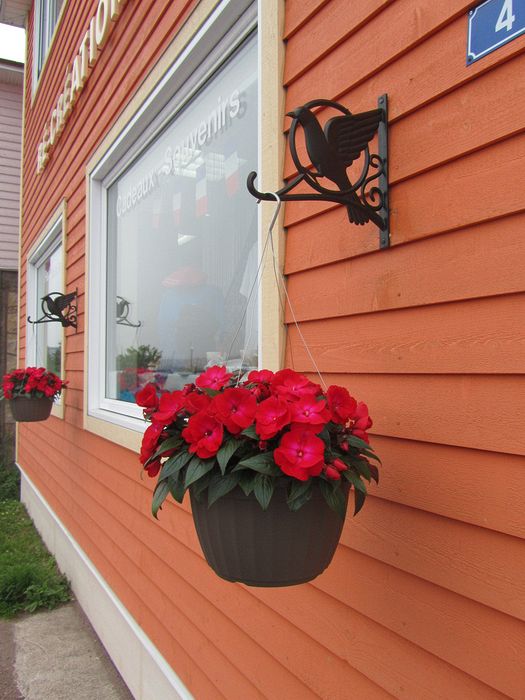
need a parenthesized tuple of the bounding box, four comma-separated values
(253, 474, 274, 510)
(344, 470, 368, 494)
(207, 473, 240, 507)
(368, 463, 379, 484)
(233, 452, 280, 476)
(353, 459, 372, 482)
(184, 456, 216, 488)
(319, 481, 347, 520)
(191, 471, 213, 502)
(149, 436, 183, 462)
(152, 480, 170, 518)
(287, 479, 313, 512)
(238, 470, 256, 496)
(241, 425, 258, 440)
(168, 474, 186, 504)
(216, 439, 243, 474)
(158, 450, 192, 481)
(353, 488, 367, 516)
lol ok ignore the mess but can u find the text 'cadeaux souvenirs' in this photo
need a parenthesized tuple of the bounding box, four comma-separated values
(116, 89, 243, 219)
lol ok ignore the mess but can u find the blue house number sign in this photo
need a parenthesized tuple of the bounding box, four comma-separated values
(467, 0, 525, 63)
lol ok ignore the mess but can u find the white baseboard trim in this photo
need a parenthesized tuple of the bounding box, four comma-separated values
(19, 467, 193, 700)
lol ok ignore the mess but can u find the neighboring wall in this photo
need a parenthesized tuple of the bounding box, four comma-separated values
(0, 60, 23, 461)
(282, 0, 525, 697)
(0, 60, 23, 270)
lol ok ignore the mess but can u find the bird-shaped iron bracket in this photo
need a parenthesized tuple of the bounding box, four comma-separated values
(247, 95, 389, 248)
(28, 290, 78, 329)
(116, 296, 142, 328)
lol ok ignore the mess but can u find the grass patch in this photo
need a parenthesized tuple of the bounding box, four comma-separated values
(0, 500, 71, 618)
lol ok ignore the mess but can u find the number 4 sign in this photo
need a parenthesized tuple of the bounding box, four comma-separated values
(467, 0, 525, 64)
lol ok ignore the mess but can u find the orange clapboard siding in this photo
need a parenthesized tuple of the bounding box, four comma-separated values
(286, 293, 525, 374)
(285, 216, 525, 312)
(366, 436, 525, 539)
(316, 549, 525, 699)
(306, 373, 525, 455)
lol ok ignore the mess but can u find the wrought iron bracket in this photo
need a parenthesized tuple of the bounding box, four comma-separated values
(116, 296, 142, 328)
(28, 290, 78, 329)
(247, 95, 389, 248)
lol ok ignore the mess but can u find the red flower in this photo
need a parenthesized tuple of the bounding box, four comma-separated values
(247, 369, 274, 383)
(351, 402, 373, 442)
(324, 465, 341, 480)
(289, 396, 330, 432)
(136, 383, 159, 411)
(332, 458, 348, 473)
(182, 412, 223, 458)
(327, 385, 357, 425)
(140, 422, 164, 465)
(151, 391, 185, 425)
(184, 391, 212, 415)
(274, 427, 325, 481)
(270, 369, 321, 402)
(144, 459, 161, 478)
(195, 365, 232, 391)
(213, 388, 257, 435)
(255, 396, 290, 440)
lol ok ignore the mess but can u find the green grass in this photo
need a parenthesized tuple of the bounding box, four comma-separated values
(0, 499, 71, 618)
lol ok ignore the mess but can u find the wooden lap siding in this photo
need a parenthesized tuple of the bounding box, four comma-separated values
(17, 1, 525, 700)
(282, 0, 525, 699)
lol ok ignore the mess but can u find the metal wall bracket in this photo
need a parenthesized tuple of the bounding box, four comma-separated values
(247, 95, 389, 248)
(28, 290, 78, 329)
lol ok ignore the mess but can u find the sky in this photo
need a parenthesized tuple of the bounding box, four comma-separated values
(0, 22, 26, 63)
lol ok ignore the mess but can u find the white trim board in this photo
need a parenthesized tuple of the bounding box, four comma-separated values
(19, 467, 193, 700)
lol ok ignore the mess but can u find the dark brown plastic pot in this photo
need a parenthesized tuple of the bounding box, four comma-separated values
(9, 397, 53, 422)
(190, 481, 348, 587)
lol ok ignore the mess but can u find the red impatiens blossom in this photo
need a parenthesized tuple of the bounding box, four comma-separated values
(144, 459, 161, 477)
(254, 396, 290, 440)
(151, 391, 185, 425)
(324, 458, 348, 480)
(274, 427, 325, 481)
(195, 365, 232, 391)
(247, 369, 274, 383)
(289, 396, 331, 432)
(182, 412, 223, 458)
(327, 385, 357, 425)
(184, 391, 212, 415)
(2, 367, 67, 400)
(213, 387, 257, 435)
(270, 369, 321, 402)
(350, 402, 373, 442)
(135, 383, 159, 412)
(140, 422, 164, 466)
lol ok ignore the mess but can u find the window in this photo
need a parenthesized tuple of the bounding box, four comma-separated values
(33, 0, 63, 85)
(88, 2, 258, 430)
(27, 205, 66, 417)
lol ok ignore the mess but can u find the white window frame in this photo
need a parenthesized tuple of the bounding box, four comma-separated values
(32, 0, 65, 96)
(87, 0, 258, 434)
(26, 201, 67, 419)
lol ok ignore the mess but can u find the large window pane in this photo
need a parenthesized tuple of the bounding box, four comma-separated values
(105, 37, 258, 402)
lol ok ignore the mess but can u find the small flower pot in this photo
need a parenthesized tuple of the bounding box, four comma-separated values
(9, 397, 53, 422)
(190, 481, 349, 587)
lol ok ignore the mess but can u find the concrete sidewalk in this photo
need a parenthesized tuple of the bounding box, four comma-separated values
(0, 601, 133, 700)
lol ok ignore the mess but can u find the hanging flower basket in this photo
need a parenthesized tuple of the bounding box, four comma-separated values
(136, 366, 380, 587)
(1, 367, 67, 422)
(190, 479, 349, 586)
(9, 396, 54, 422)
